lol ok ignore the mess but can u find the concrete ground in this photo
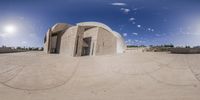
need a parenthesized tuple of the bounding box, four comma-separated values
(0, 50, 200, 100)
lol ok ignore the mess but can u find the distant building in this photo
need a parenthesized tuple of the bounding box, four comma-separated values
(44, 22, 126, 56)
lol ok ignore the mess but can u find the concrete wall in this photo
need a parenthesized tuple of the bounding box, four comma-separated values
(95, 27, 117, 55)
(83, 27, 99, 56)
(44, 29, 50, 53)
(60, 26, 78, 56)
(117, 38, 125, 53)
(44, 22, 125, 56)
(44, 24, 72, 54)
(170, 48, 200, 54)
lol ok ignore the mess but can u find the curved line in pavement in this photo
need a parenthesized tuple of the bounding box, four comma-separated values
(0, 59, 80, 91)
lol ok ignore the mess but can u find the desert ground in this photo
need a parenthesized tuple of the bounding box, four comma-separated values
(0, 49, 200, 100)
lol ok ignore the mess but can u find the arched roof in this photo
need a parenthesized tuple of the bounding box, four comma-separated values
(77, 22, 122, 39)
(52, 23, 72, 33)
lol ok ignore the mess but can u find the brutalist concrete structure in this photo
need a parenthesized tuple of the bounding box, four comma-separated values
(44, 22, 126, 56)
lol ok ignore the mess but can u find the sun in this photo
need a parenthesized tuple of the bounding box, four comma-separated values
(4, 25, 17, 34)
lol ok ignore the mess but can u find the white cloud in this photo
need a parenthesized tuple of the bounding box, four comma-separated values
(111, 3, 126, 6)
(134, 40, 145, 43)
(119, 25, 124, 31)
(121, 8, 130, 13)
(129, 17, 135, 21)
(125, 39, 145, 45)
(125, 39, 134, 45)
(22, 41, 27, 44)
(137, 25, 141, 28)
(146, 28, 154, 32)
(123, 33, 127, 37)
(132, 33, 138, 35)
(124, 9, 130, 13)
(132, 8, 138, 11)
(132, 22, 136, 24)
(132, 7, 145, 12)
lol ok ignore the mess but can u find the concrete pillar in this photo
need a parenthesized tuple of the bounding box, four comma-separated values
(90, 40, 96, 56)
(74, 26, 85, 56)
(43, 31, 48, 53)
(48, 28, 52, 53)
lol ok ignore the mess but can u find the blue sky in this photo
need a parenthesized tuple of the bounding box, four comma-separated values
(0, 0, 200, 47)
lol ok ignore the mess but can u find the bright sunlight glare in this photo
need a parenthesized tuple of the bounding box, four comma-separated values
(4, 25, 17, 34)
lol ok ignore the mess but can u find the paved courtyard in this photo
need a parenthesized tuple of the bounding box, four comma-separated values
(0, 50, 200, 100)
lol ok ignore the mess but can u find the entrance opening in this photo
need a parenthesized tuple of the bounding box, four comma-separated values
(50, 35, 58, 53)
(74, 35, 79, 56)
(81, 37, 92, 56)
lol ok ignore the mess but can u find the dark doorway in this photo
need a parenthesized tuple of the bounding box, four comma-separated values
(81, 37, 92, 56)
(50, 35, 58, 53)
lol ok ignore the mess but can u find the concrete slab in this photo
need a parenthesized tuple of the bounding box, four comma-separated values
(0, 51, 200, 100)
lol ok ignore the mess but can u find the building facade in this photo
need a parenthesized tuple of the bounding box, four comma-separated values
(44, 22, 126, 56)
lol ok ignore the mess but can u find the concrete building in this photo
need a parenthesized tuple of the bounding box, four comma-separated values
(44, 22, 126, 56)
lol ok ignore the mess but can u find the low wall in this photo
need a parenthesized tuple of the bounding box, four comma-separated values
(170, 48, 200, 54)
(0, 48, 25, 53)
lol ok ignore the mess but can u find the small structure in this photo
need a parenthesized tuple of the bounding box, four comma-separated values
(44, 22, 126, 56)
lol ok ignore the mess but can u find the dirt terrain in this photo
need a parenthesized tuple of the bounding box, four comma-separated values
(0, 50, 200, 100)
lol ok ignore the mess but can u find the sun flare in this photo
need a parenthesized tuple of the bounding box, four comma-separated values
(4, 25, 17, 34)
